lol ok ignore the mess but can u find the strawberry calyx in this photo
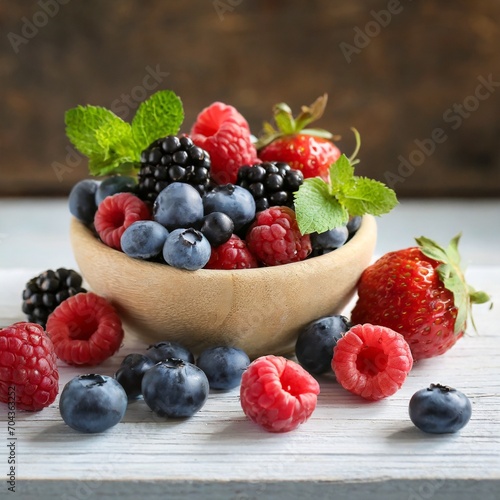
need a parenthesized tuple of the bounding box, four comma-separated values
(255, 94, 340, 150)
(415, 234, 491, 335)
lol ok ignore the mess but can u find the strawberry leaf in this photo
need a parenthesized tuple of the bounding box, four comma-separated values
(416, 234, 491, 335)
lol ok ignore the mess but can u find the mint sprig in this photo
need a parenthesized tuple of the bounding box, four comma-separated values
(294, 151, 398, 235)
(415, 234, 491, 334)
(65, 90, 184, 177)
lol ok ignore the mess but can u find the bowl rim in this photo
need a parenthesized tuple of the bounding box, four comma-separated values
(70, 214, 377, 277)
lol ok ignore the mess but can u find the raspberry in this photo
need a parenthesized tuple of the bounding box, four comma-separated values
(332, 323, 413, 401)
(46, 292, 124, 366)
(205, 235, 258, 270)
(190, 102, 259, 185)
(246, 206, 312, 266)
(94, 192, 151, 251)
(0, 322, 59, 411)
(240, 355, 320, 432)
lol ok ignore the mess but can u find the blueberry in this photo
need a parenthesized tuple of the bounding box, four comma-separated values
(346, 215, 362, 235)
(311, 226, 349, 254)
(199, 212, 234, 247)
(115, 354, 156, 399)
(141, 359, 209, 418)
(120, 220, 169, 259)
(68, 179, 100, 225)
(196, 346, 250, 390)
(59, 374, 128, 433)
(295, 315, 351, 374)
(146, 341, 195, 364)
(95, 175, 137, 205)
(163, 228, 211, 270)
(203, 184, 256, 232)
(409, 384, 472, 434)
(153, 182, 204, 230)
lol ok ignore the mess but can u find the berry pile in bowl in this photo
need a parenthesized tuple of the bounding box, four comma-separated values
(66, 91, 395, 357)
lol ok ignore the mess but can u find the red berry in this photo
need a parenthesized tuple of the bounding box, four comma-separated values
(0, 322, 59, 411)
(94, 192, 151, 251)
(259, 134, 340, 181)
(46, 292, 124, 366)
(350, 236, 490, 360)
(190, 102, 259, 185)
(332, 324, 413, 401)
(240, 355, 320, 432)
(204, 235, 258, 270)
(246, 206, 311, 266)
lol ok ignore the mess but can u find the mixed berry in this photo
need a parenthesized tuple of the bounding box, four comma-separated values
(0, 90, 490, 440)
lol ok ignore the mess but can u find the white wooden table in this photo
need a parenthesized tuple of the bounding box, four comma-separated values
(0, 199, 499, 500)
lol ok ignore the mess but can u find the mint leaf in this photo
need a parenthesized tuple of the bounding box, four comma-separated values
(341, 177, 398, 216)
(65, 105, 123, 157)
(330, 154, 355, 194)
(294, 178, 348, 235)
(132, 90, 184, 152)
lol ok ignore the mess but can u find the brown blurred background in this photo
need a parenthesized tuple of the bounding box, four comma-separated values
(1, 0, 500, 197)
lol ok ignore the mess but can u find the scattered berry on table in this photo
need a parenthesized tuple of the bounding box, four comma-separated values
(22, 268, 86, 328)
(203, 184, 256, 233)
(0, 322, 59, 411)
(256, 95, 340, 180)
(137, 135, 212, 202)
(114, 353, 156, 399)
(95, 175, 137, 205)
(196, 346, 250, 390)
(46, 291, 124, 366)
(246, 206, 312, 266)
(68, 179, 100, 225)
(310, 225, 349, 256)
(409, 384, 472, 434)
(350, 235, 490, 360)
(142, 359, 209, 418)
(204, 234, 258, 270)
(120, 220, 169, 260)
(162, 228, 212, 271)
(332, 323, 413, 401)
(190, 101, 258, 185)
(94, 192, 151, 251)
(153, 182, 204, 231)
(146, 341, 195, 364)
(295, 315, 351, 375)
(59, 374, 128, 433)
(240, 355, 320, 432)
(199, 212, 234, 247)
(236, 161, 304, 212)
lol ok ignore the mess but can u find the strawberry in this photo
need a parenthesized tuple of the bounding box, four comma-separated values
(256, 94, 341, 180)
(351, 235, 490, 361)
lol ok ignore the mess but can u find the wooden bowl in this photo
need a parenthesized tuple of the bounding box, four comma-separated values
(70, 216, 377, 358)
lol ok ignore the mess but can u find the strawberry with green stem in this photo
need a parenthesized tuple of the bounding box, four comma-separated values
(351, 234, 491, 360)
(256, 94, 341, 180)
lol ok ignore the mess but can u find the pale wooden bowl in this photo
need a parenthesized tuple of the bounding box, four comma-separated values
(70, 215, 377, 359)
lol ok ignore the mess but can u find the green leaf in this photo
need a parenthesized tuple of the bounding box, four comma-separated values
(65, 105, 123, 157)
(329, 154, 355, 195)
(341, 177, 398, 216)
(131, 90, 184, 152)
(294, 178, 348, 235)
(95, 119, 135, 160)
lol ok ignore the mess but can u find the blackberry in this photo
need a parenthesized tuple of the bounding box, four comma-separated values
(236, 161, 304, 212)
(137, 135, 211, 203)
(22, 268, 86, 328)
